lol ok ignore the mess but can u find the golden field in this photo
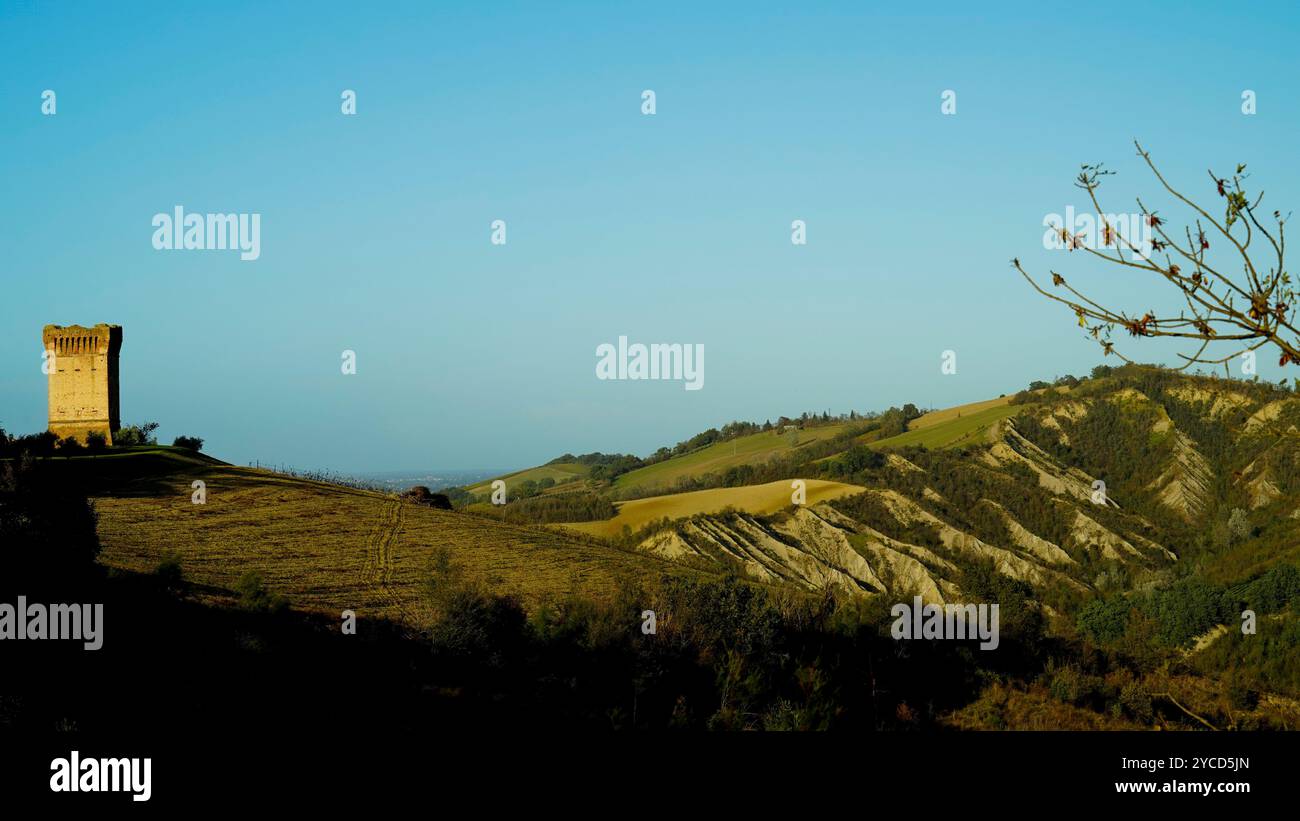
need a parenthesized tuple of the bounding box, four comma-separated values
(87, 455, 687, 625)
(554, 478, 865, 538)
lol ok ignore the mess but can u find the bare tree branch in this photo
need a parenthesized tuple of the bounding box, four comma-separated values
(1015, 142, 1299, 375)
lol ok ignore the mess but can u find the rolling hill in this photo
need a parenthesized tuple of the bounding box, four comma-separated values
(63, 448, 699, 625)
(611, 422, 857, 496)
(439, 368, 1300, 618)
(15, 364, 1300, 731)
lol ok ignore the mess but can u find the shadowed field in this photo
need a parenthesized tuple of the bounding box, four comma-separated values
(85, 454, 690, 625)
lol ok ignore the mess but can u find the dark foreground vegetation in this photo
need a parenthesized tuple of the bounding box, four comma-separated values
(4, 452, 1296, 734)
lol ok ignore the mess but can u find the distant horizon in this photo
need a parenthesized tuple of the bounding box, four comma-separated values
(7, 356, 1284, 477)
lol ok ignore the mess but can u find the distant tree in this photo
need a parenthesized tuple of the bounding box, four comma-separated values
(1228, 507, 1252, 544)
(115, 422, 160, 447)
(85, 431, 107, 453)
(401, 486, 453, 509)
(172, 435, 204, 451)
(56, 436, 84, 455)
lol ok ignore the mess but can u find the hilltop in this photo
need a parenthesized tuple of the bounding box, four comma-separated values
(457, 364, 1300, 639)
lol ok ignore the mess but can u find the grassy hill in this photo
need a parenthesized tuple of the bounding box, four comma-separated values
(66, 449, 694, 625)
(867, 402, 1020, 450)
(462, 461, 590, 496)
(465, 395, 1038, 506)
(610, 423, 855, 496)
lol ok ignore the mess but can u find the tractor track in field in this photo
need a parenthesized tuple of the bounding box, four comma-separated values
(362, 499, 416, 627)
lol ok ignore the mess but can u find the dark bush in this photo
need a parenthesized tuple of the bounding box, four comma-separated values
(85, 431, 107, 453)
(235, 571, 290, 614)
(401, 486, 453, 509)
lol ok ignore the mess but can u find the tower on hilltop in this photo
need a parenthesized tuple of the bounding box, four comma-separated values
(43, 324, 123, 444)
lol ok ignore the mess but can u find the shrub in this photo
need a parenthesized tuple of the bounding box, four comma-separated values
(114, 422, 159, 447)
(154, 554, 187, 595)
(234, 571, 289, 614)
(85, 431, 107, 453)
(1048, 665, 1103, 706)
(1076, 597, 1133, 645)
(1227, 508, 1251, 544)
(1119, 680, 1153, 723)
(172, 435, 204, 451)
(400, 486, 453, 509)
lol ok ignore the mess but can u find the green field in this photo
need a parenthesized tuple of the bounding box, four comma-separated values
(869, 403, 1021, 450)
(557, 478, 865, 538)
(906, 395, 1013, 430)
(464, 395, 1042, 502)
(463, 461, 590, 497)
(612, 423, 855, 496)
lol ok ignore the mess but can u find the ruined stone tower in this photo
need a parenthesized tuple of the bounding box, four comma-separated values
(43, 324, 122, 444)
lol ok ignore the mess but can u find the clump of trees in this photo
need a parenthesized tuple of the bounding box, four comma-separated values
(172, 435, 204, 451)
(401, 486, 453, 509)
(499, 491, 616, 524)
(0, 428, 57, 458)
(0, 454, 102, 594)
(1077, 564, 1300, 651)
(113, 421, 159, 446)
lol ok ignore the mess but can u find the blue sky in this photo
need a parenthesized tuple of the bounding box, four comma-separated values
(2, 1, 1298, 472)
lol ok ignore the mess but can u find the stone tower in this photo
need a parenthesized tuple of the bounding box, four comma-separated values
(43, 324, 122, 444)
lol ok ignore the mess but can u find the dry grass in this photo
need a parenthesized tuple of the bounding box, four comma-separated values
(93, 463, 686, 626)
(554, 478, 865, 538)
